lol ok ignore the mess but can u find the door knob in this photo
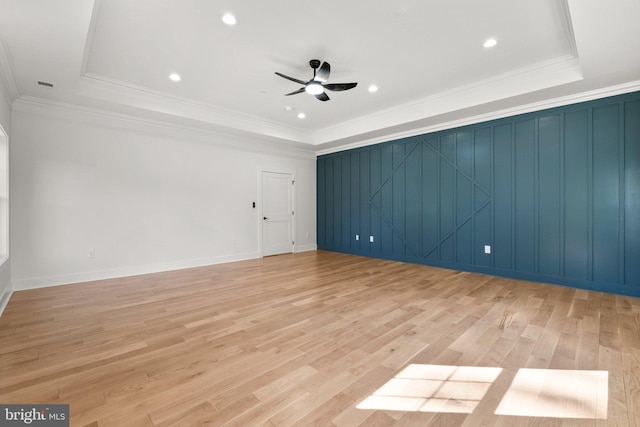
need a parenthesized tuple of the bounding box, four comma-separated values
(263, 217, 268, 220)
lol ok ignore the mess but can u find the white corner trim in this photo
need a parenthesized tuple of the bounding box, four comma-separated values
(0, 32, 20, 104)
(79, 0, 103, 76)
(315, 80, 640, 156)
(556, 0, 579, 58)
(11, 251, 260, 291)
(0, 255, 11, 316)
(0, 289, 12, 317)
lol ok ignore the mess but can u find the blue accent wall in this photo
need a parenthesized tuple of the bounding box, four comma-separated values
(317, 91, 640, 296)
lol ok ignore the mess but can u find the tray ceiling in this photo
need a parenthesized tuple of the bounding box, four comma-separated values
(0, 0, 638, 152)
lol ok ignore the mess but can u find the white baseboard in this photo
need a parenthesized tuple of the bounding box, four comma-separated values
(0, 289, 12, 316)
(295, 244, 317, 253)
(11, 251, 261, 291)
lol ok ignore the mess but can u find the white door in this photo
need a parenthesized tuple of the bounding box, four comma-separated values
(262, 172, 294, 256)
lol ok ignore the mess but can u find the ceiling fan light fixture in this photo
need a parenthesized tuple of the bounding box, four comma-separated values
(305, 82, 324, 95)
(275, 60, 357, 102)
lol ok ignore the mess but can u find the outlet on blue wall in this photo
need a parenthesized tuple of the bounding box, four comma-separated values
(317, 91, 640, 296)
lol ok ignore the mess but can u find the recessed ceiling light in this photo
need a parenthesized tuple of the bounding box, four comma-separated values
(368, 85, 378, 93)
(483, 38, 497, 48)
(222, 13, 237, 25)
(297, 113, 306, 119)
(169, 73, 181, 81)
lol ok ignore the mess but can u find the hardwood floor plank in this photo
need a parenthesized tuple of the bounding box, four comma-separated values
(622, 348, 640, 427)
(358, 410, 397, 426)
(0, 251, 637, 426)
(227, 382, 310, 427)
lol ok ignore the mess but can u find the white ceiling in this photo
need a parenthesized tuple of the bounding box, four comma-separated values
(0, 0, 638, 153)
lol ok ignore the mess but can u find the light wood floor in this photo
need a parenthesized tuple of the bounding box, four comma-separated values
(1, 251, 639, 426)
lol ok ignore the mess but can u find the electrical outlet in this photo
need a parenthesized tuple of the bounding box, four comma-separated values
(355, 234, 359, 241)
(484, 245, 491, 254)
(88, 250, 96, 259)
(370, 235, 374, 243)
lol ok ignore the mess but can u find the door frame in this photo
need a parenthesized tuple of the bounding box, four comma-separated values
(258, 167, 296, 258)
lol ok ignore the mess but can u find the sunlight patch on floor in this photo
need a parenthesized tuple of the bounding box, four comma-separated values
(495, 368, 608, 419)
(356, 364, 503, 414)
(357, 365, 609, 419)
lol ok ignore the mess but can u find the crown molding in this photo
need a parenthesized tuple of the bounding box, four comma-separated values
(312, 54, 583, 146)
(12, 96, 316, 159)
(315, 80, 640, 156)
(77, 73, 313, 145)
(0, 32, 19, 105)
(556, 0, 579, 58)
(79, 53, 582, 150)
(77, 0, 314, 146)
(80, 0, 102, 77)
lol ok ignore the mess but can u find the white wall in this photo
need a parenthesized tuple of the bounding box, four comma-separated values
(10, 106, 316, 289)
(0, 91, 11, 313)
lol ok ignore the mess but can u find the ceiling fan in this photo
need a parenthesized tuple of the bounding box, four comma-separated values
(275, 59, 357, 102)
